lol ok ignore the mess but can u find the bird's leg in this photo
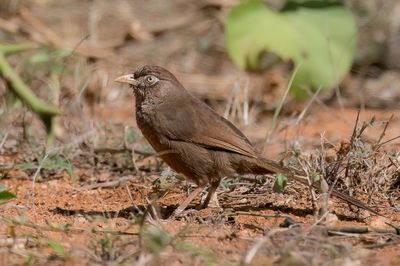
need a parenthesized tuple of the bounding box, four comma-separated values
(171, 186, 204, 217)
(201, 182, 220, 209)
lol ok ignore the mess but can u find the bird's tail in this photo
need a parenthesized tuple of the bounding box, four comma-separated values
(247, 157, 384, 217)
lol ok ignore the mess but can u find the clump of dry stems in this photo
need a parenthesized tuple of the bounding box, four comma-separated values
(296, 112, 400, 211)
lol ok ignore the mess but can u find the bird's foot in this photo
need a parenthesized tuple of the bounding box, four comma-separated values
(202, 191, 220, 209)
(169, 186, 205, 219)
(170, 208, 199, 220)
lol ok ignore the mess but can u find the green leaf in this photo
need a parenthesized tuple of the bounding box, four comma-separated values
(125, 127, 142, 144)
(29, 51, 50, 64)
(176, 242, 217, 266)
(273, 174, 288, 192)
(284, 0, 342, 9)
(14, 215, 28, 223)
(17, 154, 76, 180)
(47, 239, 67, 258)
(225, 0, 357, 99)
(54, 48, 73, 58)
(0, 185, 16, 204)
(45, 155, 75, 180)
(17, 162, 37, 170)
(311, 172, 320, 183)
(143, 226, 171, 255)
(0, 191, 16, 201)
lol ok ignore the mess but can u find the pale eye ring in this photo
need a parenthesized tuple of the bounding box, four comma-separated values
(145, 75, 158, 84)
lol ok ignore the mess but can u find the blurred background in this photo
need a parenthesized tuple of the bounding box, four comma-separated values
(1, 0, 400, 153)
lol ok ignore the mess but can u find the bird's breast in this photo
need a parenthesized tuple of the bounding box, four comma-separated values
(135, 100, 169, 152)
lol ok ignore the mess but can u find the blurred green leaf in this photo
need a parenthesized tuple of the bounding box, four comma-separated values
(29, 51, 50, 64)
(17, 162, 36, 170)
(47, 239, 67, 258)
(0, 184, 16, 204)
(54, 48, 73, 58)
(311, 172, 320, 183)
(14, 215, 28, 224)
(143, 225, 171, 255)
(273, 174, 288, 192)
(0, 191, 16, 201)
(284, 0, 342, 9)
(225, 0, 357, 99)
(124, 127, 143, 144)
(26, 46, 72, 76)
(29, 47, 72, 64)
(176, 242, 216, 266)
(17, 154, 76, 180)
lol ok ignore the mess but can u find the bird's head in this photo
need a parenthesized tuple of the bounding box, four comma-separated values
(114, 65, 181, 99)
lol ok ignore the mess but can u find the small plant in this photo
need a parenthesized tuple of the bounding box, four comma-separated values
(273, 173, 288, 193)
(290, 114, 400, 207)
(155, 169, 179, 190)
(139, 224, 217, 265)
(25, 46, 72, 76)
(46, 239, 69, 259)
(141, 225, 172, 255)
(175, 242, 216, 266)
(0, 184, 16, 204)
(18, 153, 75, 180)
(97, 233, 120, 261)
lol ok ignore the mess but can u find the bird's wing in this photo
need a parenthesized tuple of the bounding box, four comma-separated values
(188, 129, 257, 158)
(156, 93, 257, 158)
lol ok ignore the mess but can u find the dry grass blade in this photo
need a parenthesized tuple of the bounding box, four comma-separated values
(263, 63, 302, 148)
(291, 111, 400, 219)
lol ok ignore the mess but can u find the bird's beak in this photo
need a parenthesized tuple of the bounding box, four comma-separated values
(114, 74, 139, 86)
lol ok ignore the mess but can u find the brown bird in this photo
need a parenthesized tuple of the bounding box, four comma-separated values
(115, 65, 381, 217)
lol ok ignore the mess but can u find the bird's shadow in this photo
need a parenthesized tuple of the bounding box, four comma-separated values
(50, 203, 365, 222)
(50, 204, 177, 220)
(50, 203, 313, 221)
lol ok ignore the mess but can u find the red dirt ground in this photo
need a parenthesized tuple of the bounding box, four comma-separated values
(1, 107, 399, 265)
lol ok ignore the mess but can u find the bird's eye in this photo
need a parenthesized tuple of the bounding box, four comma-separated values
(144, 75, 158, 85)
